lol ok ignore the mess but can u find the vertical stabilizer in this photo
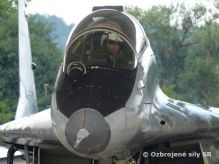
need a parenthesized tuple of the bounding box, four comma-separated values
(15, 0, 38, 119)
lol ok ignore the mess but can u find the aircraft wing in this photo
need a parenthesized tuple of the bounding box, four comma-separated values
(0, 109, 59, 145)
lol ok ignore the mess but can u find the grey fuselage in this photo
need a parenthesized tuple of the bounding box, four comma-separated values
(51, 9, 219, 159)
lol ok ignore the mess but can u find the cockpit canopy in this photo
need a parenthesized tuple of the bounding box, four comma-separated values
(64, 29, 137, 72)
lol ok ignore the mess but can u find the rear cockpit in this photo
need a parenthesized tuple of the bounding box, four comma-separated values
(65, 30, 136, 78)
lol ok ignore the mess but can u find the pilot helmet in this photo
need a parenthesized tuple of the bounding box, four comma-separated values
(107, 33, 123, 54)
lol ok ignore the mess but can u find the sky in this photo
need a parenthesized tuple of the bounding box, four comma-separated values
(26, 0, 217, 25)
(0, 147, 22, 158)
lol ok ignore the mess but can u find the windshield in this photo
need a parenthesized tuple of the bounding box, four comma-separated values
(65, 30, 136, 70)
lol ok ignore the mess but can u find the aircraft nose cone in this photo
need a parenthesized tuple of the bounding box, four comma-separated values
(65, 108, 111, 154)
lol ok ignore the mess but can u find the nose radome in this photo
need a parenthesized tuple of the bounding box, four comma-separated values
(65, 108, 111, 154)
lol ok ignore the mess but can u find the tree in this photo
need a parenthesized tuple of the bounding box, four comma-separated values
(178, 20, 219, 105)
(0, 1, 62, 123)
(32, 14, 74, 52)
(126, 3, 219, 105)
(29, 15, 62, 110)
(0, 0, 19, 116)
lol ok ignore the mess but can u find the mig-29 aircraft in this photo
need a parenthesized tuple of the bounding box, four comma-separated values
(1, 0, 219, 164)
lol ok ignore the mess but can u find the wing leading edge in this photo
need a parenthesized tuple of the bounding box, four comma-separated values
(0, 109, 58, 145)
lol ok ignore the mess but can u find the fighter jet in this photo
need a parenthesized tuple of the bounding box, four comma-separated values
(1, 0, 219, 164)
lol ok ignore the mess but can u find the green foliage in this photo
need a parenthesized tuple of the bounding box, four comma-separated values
(33, 14, 74, 52)
(0, 0, 18, 118)
(162, 84, 185, 100)
(127, 3, 219, 105)
(178, 22, 219, 105)
(0, 0, 14, 17)
(0, 101, 13, 124)
(29, 15, 62, 110)
(0, 1, 62, 123)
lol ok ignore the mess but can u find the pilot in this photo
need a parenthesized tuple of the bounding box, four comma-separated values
(105, 33, 124, 67)
(107, 40, 121, 55)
